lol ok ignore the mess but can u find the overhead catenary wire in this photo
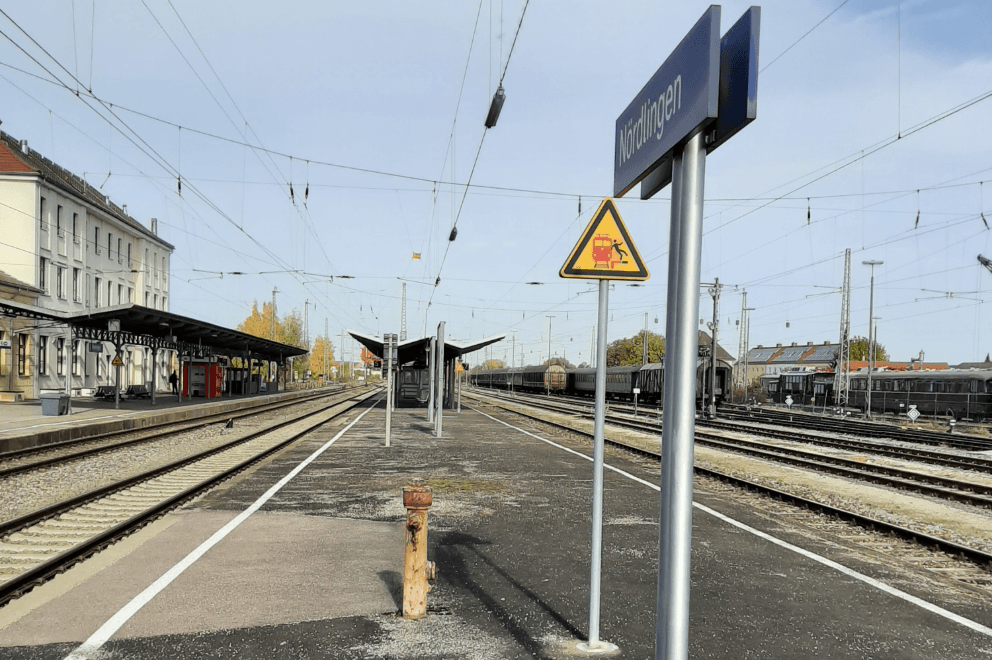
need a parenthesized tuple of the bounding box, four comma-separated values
(0, 10, 360, 331)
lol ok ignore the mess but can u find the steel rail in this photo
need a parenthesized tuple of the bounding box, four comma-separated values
(0, 388, 380, 606)
(0, 387, 375, 538)
(465, 392, 992, 570)
(0, 385, 356, 464)
(0, 386, 361, 479)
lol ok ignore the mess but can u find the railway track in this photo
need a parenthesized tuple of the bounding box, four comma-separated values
(483, 390, 992, 508)
(0, 386, 381, 607)
(718, 403, 992, 451)
(466, 389, 992, 574)
(0, 385, 362, 478)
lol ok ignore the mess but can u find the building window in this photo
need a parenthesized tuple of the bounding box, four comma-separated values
(117, 238, 122, 264)
(40, 197, 47, 230)
(153, 252, 158, 285)
(144, 248, 149, 275)
(56, 337, 65, 376)
(56, 266, 66, 299)
(72, 213, 79, 243)
(118, 284, 124, 305)
(162, 256, 167, 286)
(94, 277, 101, 308)
(94, 226, 101, 254)
(17, 334, 27, 376)
(56, 205, 64, 237)
(73, 268, 80, 302)
(154, 294, 158, 309)
(128, 287, 134, 303)
(161, 296, 166, 311)
(127, 243, 132, 266)
(39, 257, 47, 292)
(145, 291, 149, 307)
(72, 340, 80, 376)
(38, 336, 48, 376)
(107, 233, 112, 257)
(107, 281, 112, 307)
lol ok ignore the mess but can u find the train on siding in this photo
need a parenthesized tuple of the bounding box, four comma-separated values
(759, 368, 992, 420)
(469, 359, 732, 410)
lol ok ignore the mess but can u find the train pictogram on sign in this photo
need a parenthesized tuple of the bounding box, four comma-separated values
(560, 198, 648, 281)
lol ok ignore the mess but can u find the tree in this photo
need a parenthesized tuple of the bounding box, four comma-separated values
(480, 359, 505, 370)
(542, 357, 575, 368)
(237, 302, 312, 380)
(308, 335, 335, 379)
(849, 335, 888, 362)
(606, 332, 665, 367)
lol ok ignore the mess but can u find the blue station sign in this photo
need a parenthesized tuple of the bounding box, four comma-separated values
(613, 6, 721, 198)
(639, 6, 761, 200)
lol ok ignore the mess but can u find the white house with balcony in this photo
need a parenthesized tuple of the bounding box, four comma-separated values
(0, 129, 175, 398)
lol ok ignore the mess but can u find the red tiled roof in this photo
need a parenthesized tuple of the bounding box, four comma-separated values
(0, 141, 33, 173)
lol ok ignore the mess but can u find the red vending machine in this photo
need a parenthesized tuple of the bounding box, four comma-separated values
(206, 363, 224, 398)
(182, 361, 224, 398)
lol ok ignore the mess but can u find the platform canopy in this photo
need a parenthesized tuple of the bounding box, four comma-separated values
(0, 300, 307, 362)
(348, 329, 505, 366)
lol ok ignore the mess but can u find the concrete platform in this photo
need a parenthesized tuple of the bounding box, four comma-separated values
(0, 400, 990, 658)
(0, 386, 333, 454)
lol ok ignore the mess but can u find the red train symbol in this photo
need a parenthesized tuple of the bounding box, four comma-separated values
(592, 234, 614, 269)
(592, 234, 628, 269)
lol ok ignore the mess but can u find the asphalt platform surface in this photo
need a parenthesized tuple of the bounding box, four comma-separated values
(1, 396, 991, 658)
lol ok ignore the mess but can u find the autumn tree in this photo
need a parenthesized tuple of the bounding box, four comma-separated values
(849, 335, 888, 362)
(606, 332, 665, 367)
(237, 301, 314, 380)
(479, 359, 505, 370)
(542, 357, 575, 368)
(308, 335, 335, 379)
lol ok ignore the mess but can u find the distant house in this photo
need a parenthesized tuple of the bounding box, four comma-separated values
(952, 355, 992, 370)
(742, 341, 838, 386)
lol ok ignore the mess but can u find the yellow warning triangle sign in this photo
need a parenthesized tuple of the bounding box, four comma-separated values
(560, 198, 649, 280)
(111, 354, 124, 367)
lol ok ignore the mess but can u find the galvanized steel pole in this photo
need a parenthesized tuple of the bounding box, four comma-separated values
(657, 131, 706, 660)
(435, 321, 445, 437)
(385, 333, 394, 447)
(863, 260, 883, 418)
(427, 338, 435, 423)
(579, 277, 615, 653)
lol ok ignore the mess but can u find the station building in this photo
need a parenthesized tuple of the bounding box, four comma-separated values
(0, 129, 174, 399)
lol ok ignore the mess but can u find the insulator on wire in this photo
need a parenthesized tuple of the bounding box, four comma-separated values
(915, 210, 920, 229)
(305, 183, 309, 202)
(807, 199, 810, 224)
(177, 176, 181, 196)
(289, 183, 294, 203)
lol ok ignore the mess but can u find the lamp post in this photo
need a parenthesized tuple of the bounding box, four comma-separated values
(862, 260, 883, 418)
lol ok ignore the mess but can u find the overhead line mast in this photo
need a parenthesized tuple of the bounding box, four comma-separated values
(835, 249, 852, 409)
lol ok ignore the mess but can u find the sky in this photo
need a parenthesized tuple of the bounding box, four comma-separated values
(1, 0, 991, 367)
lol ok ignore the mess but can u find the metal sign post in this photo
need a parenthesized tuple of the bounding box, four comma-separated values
(612, 8, 760, 660)
(435, 321, 445, 438)
(427, 338, 435, 424)
(561, 200, 646, 654)
(385, 333, 395, 447)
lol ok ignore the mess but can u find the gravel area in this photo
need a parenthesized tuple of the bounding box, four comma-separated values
(0, 391, 365, 524)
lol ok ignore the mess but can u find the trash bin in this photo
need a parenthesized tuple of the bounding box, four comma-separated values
(40, 393, 70, 416)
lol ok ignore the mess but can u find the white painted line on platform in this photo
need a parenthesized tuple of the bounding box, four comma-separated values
(63, 396, 383, 660)
(4, 412, 143, 431)
(474, 408, 992, 640)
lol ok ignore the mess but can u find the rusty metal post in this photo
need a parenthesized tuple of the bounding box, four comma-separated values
(402, 485, 435, 619)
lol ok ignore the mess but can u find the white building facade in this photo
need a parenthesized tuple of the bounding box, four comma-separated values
(0, 130, 174, 398)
